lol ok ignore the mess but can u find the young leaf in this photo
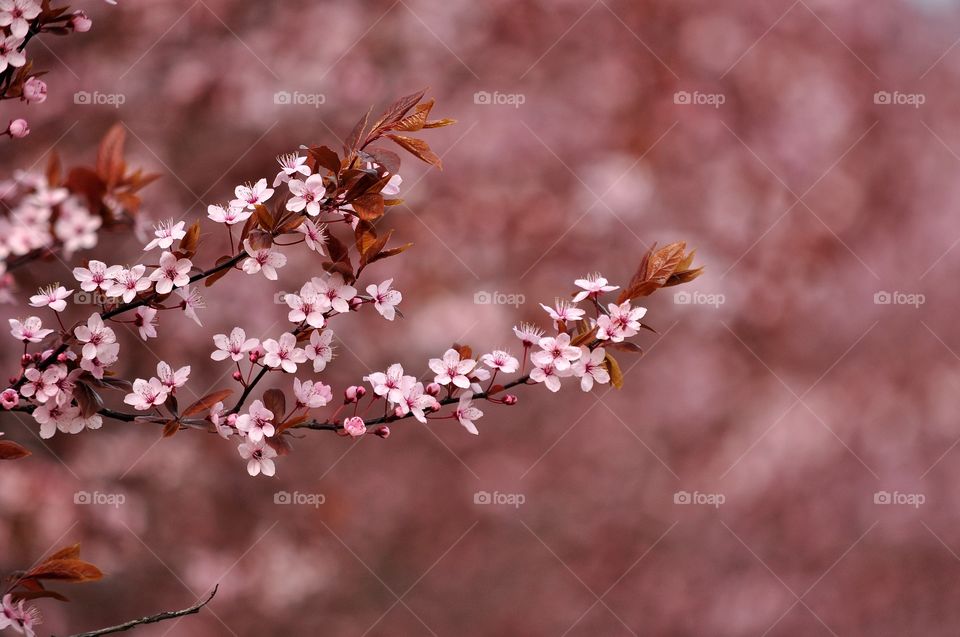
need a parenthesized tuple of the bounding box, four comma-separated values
(182, 389, 234, 417)
(385, 134, 442, 169)
(0, 441, 31, 460)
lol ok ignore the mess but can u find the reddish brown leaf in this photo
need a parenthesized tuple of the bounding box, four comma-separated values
(386, 134, 442, 169)
(26, 559, 103, 583)
(263, 389, 286, 419)
(162, 420, 180, 438)
(96, 124, 126, 188)
(0, 441, 31, 460)
(351, 193, 385, 222)
(182, 389, 234, 417)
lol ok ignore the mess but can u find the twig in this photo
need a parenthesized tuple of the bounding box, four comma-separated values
(63, 586, 218, 637)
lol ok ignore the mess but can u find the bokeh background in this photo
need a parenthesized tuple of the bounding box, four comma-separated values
(3, 0, 960, 634)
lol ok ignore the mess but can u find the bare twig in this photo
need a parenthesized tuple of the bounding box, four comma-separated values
(62, 586, 218, 637)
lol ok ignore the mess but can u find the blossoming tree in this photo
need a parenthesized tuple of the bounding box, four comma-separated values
(0, 91, 702, 634)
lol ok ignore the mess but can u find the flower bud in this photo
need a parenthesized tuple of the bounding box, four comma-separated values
(393, 406, 405, 418)
(343, 416, 366, 437)
(344, 385, 361, 402)
(349, 297, 363, 310)
(22, 78, 47, 104)
(71, 10, 92, 32)
(374, 425, 390, 439)
(226, 413, 238, 426)
(0, 388, 19, 410)
(503, 394, 518, 405)
(57, 352, 69, 363)
(7, 119, 29, 139)
(232, 370, 243, 382)
(20, 354, 32, 366)
(426, 382, 441, 396)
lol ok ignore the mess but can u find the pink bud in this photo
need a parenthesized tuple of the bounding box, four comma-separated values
(7, 119, 29, 139)
(71, 10, 92, 32)
(232, 370, 243, 382)
(248, 348, 262, 362)
(226, 413, 238, 426)
(343, 416, 366, 437)
(426, 382, 441, 396)
(344, 385, 360, 402)
(374, 425, 390, 439)
(22, 78, 47, 104)
(393, 406, 405, 418)
(503, 394, 518, 405)
(20, 354, 31, 366)
(57, 352, 69, 363)
(349, 297, 363, 310)
(0, 388, 19, 410)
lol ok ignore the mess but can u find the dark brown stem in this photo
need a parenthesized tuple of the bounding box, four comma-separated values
(61, 586, 218, 637)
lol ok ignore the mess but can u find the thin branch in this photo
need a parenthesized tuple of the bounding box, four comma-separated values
(63, 586, 218, 637)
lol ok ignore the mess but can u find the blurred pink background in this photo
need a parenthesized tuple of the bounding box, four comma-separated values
(3, 0, 960, 634)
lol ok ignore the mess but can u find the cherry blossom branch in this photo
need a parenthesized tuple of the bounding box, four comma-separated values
(62, 586, 218, 637)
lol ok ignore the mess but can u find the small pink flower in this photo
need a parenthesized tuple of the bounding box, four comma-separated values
(540, 299, 585, 326)
(366, 278, 402, 321)
(235, 399, 275, 442)
(428, 348, 477, 389)
(305, 329, 335, 372)
(397, 377, 438, 424)
(238, 438, 277, 476)
(0, 0, 41, 38)
(455, 392, 483, 435)
(107, 265, 150, 303)
(9, 316, 52, 343)
(571, 347, 610, 392)
(286, 174, 327, 216)
(596, 301, 646, 342)
(73, 260, 121, 292)
(74, 313, 116, 361)
(310, 273, 356, 313)
(70, 9, 92, 31)
(381, 173, 403, 197)
(21, 76, 46, 104)
(134, 306, 158, 340)
(262, 332, 307, 373)
(572, 273, 618, 302)
(143, 219, 186, 251)
(149, 251, 192, 294)
(156, 361, 190, 390)
(273, 153, 310, 186)
(285, 284, 326, 328)
(531, 333, 582, 371)
(297, 218, 327, 254)
(207, 203, 251, 225)
(512, 322, 545, 348)
(529, 360, 571, 393)
(0, 592, 41, 636)
(242, 239, 286, 280)
(29, 285, 72, 312)
(343, 416, 366, 437)
(0, 36, 25, 73)
(211, 327, 259, 362)
(123, 377, 168, 411)
(175, 286, 205, 326)
(233, 178, 274, 209)
(293, 378, 333, 408)
(481, 350, 519, 374)
(363, 363, 407, 405)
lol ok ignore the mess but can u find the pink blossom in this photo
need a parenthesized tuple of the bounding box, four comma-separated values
(20, 366, 64, 403)
(21, 76, 46, 104)
(9, 316, 52, 343)
(455, 391, 483, 435)
(273, 153, 310, 186)
(343, 416, 366, 437)
(74, 313, 116, 361)
(175, 286, 205, 326)
(363, 363, 407, 405)
(285, 283, 326, 328)
(381, 173, 403, 197)
(529, 360, 571, 393)
(531, 333, 582, 371)
(596, 301, 646, 342)
(236, 399, 275, 442)
(123, 377, 168, 411)
(572, 346, 610, 392)
(211, 327, 259, 362)
(157, 361, 190, 390)
(241, 239, 286, 280)
(293, 377, 333, 409)
(429, 348, 477, 389)
(238, 438, 277, 476)
(233, 178, 274, 209)
(134, 306, 157, 340)
(297, 218, 327, 254)
(149, 251, 192, 294)
(0, 0, 40, 38)
(262, 332, 307, 373)
(540, 299, 585, 326)
(6, 118, 28, 138)
(513, 322, 545, 348)
(107, 265, 150, 303)
(397, 376, 438, 423)
(69, 9, 91, 31)
(305, 329, 334, 372)
(80, 342, 118, 379)
(143, 219, 186, 251)
(481, 350, 519, 374)
(366, 278, 402, 321)
(310, 273, 356, 313)
(286, 174, 327, 216)
(206, 203, 251, 225)
(0, 592, 41, 636)
(0, 36, 26, 73)
(73, 260, 121, 292)
(29, 285, 72, 312)
(572, 273, 618, 302)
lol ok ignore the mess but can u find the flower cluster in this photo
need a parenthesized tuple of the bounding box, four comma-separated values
(0, 93, 703, 484)
(1, 0, 102, 140)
